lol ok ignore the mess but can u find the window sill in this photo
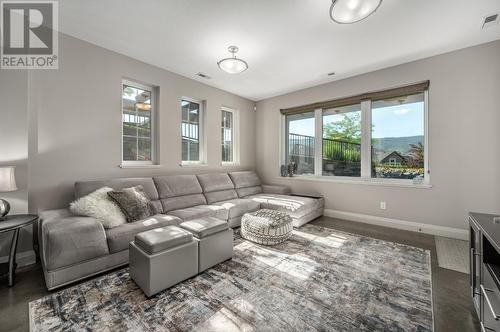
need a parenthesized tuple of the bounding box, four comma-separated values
(119, 164, 162, 169)
(180, 162, 208, 168)
(221, 162, 240, 167)
(276, 175, 432, 189)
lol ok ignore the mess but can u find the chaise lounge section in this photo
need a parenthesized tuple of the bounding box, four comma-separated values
(38, 171, 324, 290)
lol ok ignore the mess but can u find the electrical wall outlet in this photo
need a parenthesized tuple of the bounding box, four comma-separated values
(380, 201, 386, 210)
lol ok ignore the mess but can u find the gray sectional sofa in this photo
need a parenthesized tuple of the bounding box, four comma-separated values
(38, 171, 324, 290)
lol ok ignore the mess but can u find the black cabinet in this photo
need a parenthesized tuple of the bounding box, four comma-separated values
(470, 216, 481, 314)
(469, 212, 500, 332)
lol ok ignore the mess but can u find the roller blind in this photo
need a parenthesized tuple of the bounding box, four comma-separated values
(280, 81, 429, 115)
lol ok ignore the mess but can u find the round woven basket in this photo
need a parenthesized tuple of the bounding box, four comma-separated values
(241, 209, 293, 246)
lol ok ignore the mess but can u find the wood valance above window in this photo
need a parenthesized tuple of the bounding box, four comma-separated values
(280, 81, 429, 115)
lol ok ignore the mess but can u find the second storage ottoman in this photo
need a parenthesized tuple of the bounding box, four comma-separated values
(180, 217, 233, 273)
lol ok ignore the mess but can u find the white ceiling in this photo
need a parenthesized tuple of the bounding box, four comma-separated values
(59, 0, 500, 101)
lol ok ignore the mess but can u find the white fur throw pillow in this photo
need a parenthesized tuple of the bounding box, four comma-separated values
(70, 186, 127, 229)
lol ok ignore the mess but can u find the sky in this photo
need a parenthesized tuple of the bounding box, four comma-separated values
(372, 102, 424, 138)
(289, 102, 424, 139)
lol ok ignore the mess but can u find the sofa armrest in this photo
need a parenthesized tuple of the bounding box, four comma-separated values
(40, 209, 109, 271)
(262, 184, 291, 195)
(38, 208, 71, 240)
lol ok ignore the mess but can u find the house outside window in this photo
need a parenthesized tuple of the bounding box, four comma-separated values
(281, 82, 429, 185)
(121, 80, 157, 166)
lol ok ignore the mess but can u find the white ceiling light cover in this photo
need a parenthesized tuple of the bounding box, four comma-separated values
(217, 46, 248, 74)
(330, 0, 382, 24)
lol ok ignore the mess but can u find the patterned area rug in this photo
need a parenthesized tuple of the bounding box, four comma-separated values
(29, 224, 433, 331)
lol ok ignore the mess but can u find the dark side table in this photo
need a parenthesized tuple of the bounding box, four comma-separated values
(0, 214, 38, 287)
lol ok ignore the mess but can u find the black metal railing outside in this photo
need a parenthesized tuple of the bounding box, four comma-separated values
(288, 133, 361, 162)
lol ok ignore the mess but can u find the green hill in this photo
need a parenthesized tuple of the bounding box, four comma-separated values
(372, 135, 423, 161)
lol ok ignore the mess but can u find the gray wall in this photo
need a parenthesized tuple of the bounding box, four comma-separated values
(0, 71, 32, 260)
(28, 34, 256, 212)
(256, 40, 500, 231)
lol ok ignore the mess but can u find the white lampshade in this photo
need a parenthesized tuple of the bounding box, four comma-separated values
(217, 46, 249, 74)
(0, 166, 18, 192)
(218, 58, 248, 74)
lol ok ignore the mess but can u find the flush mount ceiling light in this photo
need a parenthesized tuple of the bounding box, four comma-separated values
(330, 0, 382, 24)
(217, 46, 248, 74)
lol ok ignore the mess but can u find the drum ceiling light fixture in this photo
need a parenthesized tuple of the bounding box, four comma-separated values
(217, 46, 248, 74)
(330, 0, 382, 24)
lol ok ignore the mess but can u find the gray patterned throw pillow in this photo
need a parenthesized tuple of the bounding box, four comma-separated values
(107, 185, 155, 222)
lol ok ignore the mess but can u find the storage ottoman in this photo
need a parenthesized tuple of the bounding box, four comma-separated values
(129, 225, 198, 297)
(180, 217, 233, 273)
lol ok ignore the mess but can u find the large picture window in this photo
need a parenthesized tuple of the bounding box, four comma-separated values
(122, 80, 156, 165)
(282, 82, 429, 185)
(181, 98, 204, 164)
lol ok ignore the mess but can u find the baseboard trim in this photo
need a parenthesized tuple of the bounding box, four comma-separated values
(324, 209, 468, 240)
(0, 250, 36, 267)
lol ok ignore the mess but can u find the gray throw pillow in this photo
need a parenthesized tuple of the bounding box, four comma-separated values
(107, 185, 155, 222)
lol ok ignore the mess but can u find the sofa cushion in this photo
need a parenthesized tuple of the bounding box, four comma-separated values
(229, 171, 263, 197)
(213, 199, 260, 219)
(75, 178, 159, 200)
(105, 214, 181, 253)
(69, 187, 126, 229)
(74, 178, 162, 213)
(229, 171, 262, 188)
(247, 194, 324, 219)
(167, 205, 228, 221)
(197, 173, 238, 204)
(197, 173, 235, 192)
(107, 185, 156, 222)
(204, 189, 238, 204)
(154, 175, 207, 212)
(261, 184, 291, 195)
(160, 194, 207, 213)
(236, 186, 263, 198)
(153, 175, 203, 198)
(151, 201, 163, 214)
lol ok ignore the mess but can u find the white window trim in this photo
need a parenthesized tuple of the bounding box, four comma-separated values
(313, 108, 323, 175)
(280, 90, 430, 188)
(275, 175, 432, 189)
(119, 164, 162, 169)
(120, 79, 157, 167)
(423, 90, 430, 184)
(221, 106, 240, 166)
(181, 96, 206, 166)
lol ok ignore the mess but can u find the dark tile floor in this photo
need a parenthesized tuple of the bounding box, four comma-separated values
(0, 216, 479, 332)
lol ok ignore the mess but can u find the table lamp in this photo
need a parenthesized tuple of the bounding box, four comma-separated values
(0, 166, 18, 220)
